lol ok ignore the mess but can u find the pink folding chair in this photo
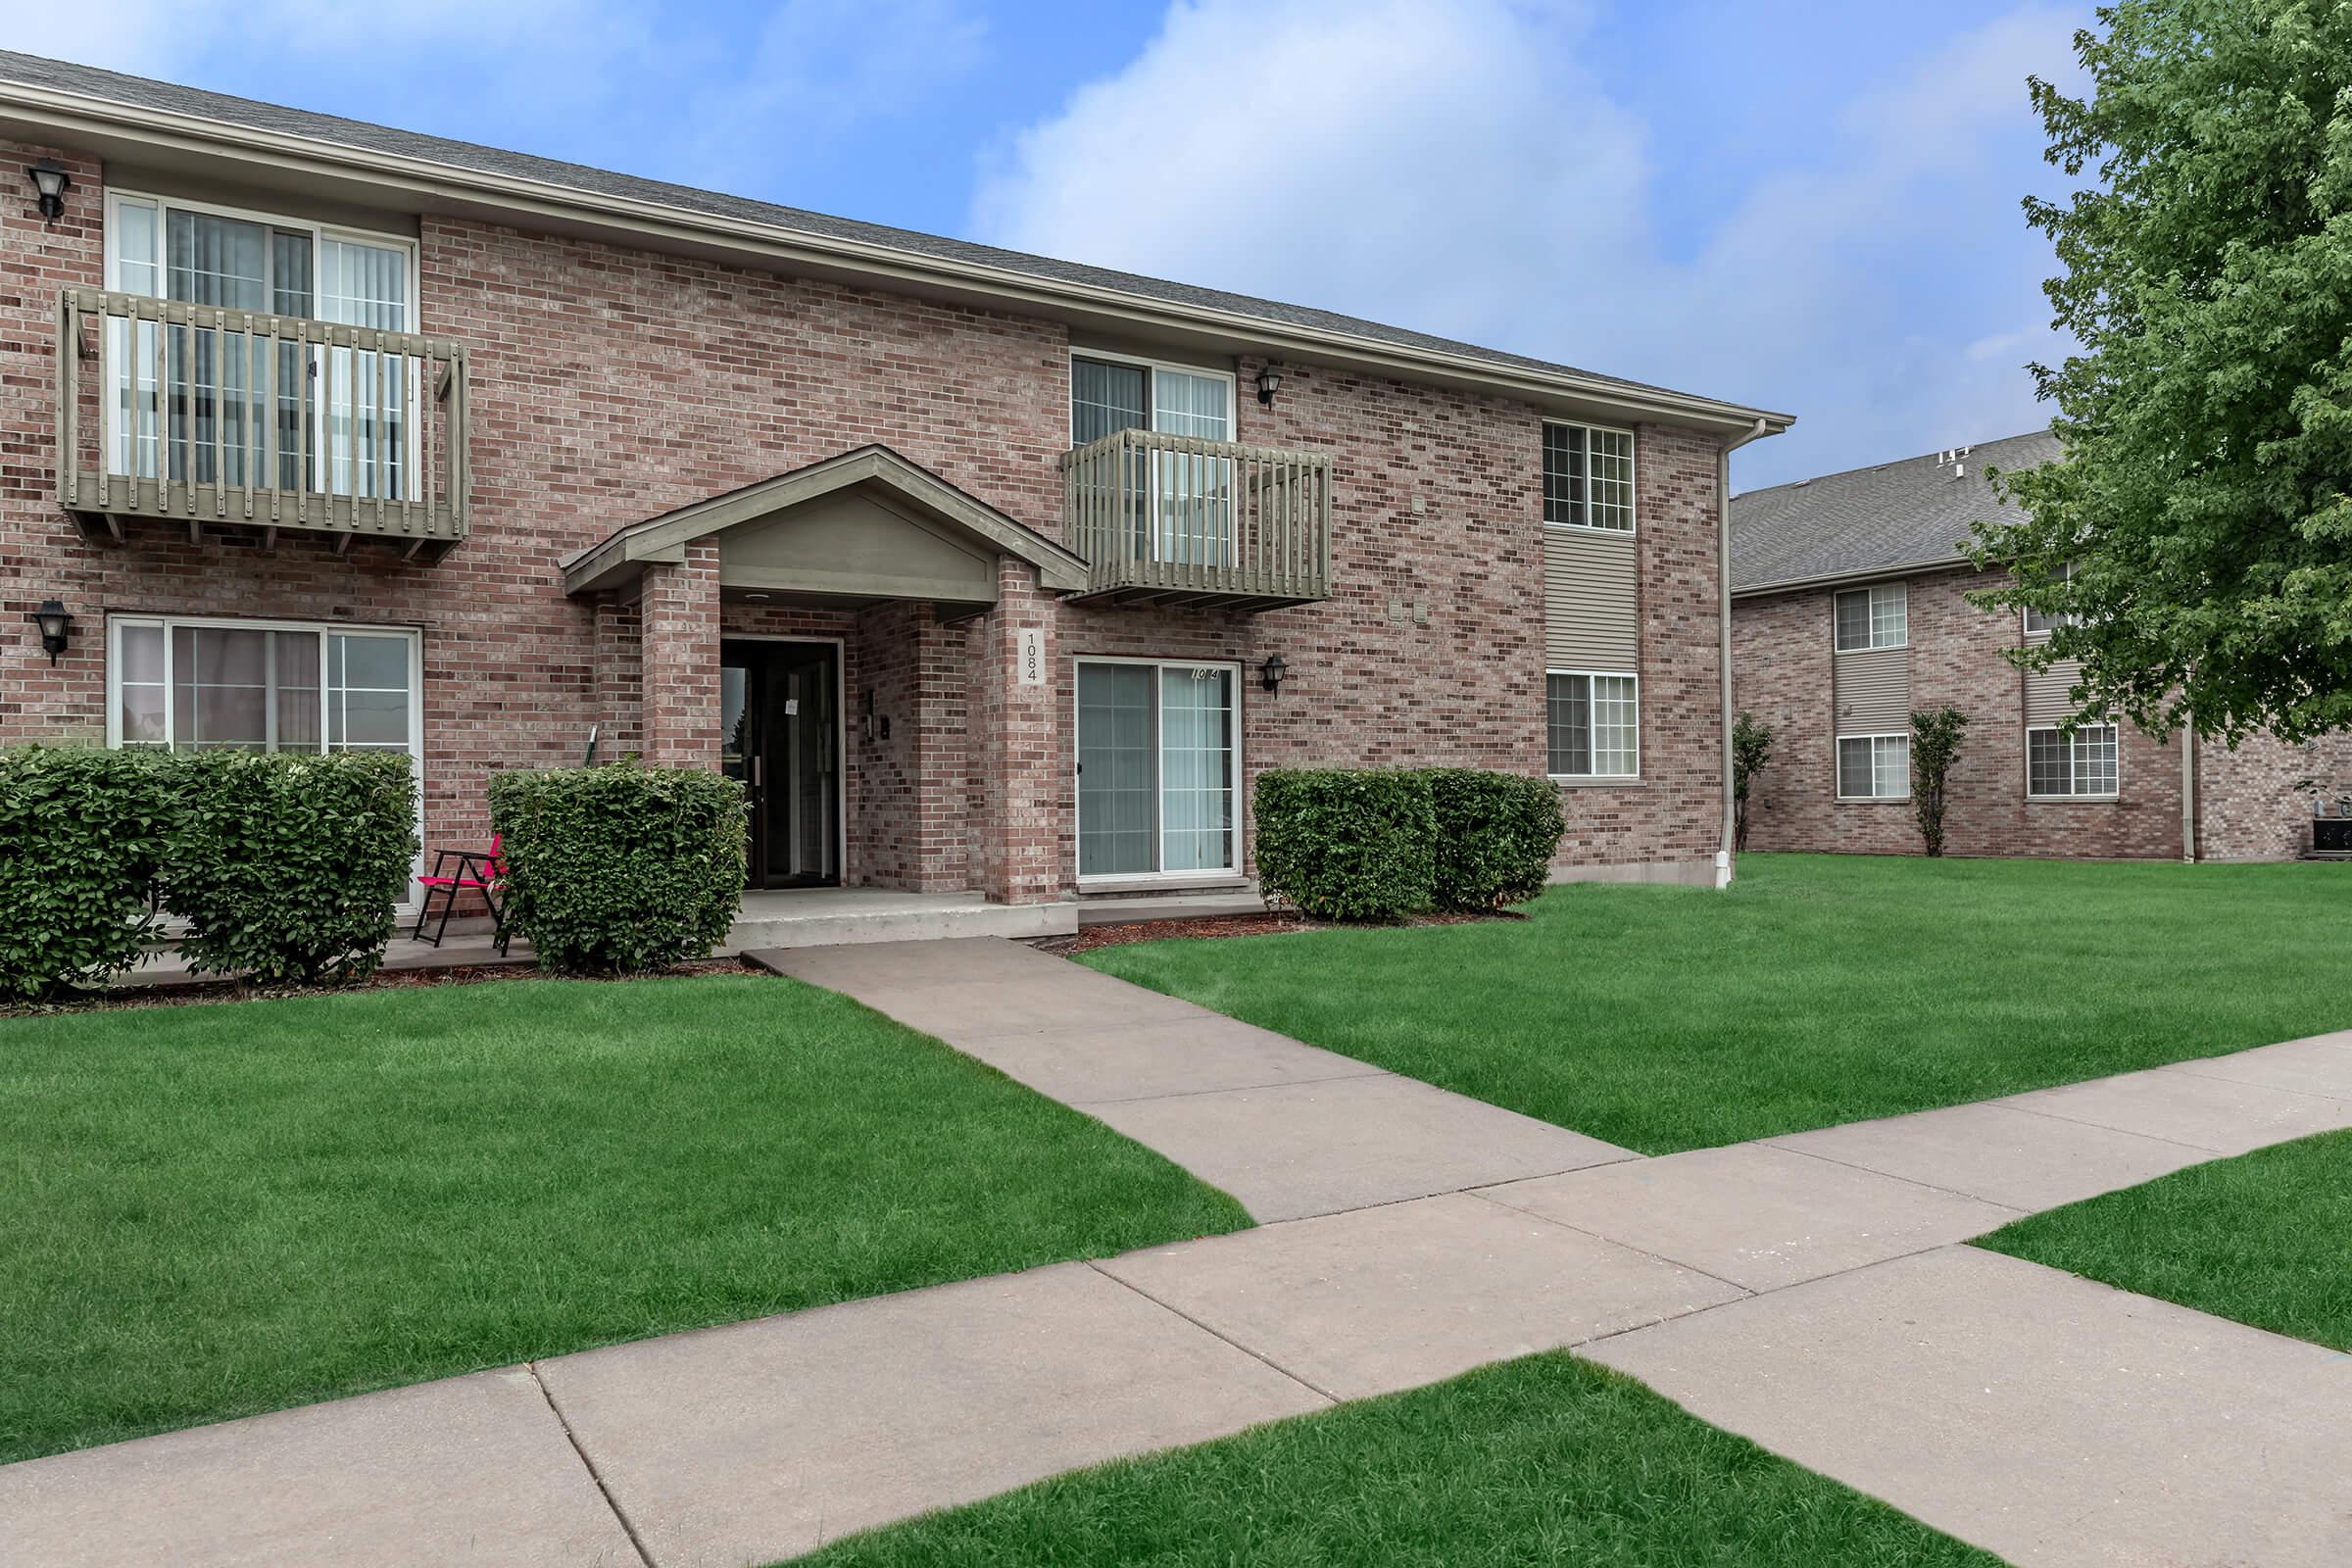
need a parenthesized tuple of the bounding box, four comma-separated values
(413, 832, 510, 953)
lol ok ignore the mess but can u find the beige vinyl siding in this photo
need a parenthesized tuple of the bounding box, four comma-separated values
(1544, 528, 1639, 669)
(1834, 645, 1910, 735)
(2023, 659, 2083, 725)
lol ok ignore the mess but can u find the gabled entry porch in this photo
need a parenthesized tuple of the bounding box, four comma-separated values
(560, 445, 1087, 907)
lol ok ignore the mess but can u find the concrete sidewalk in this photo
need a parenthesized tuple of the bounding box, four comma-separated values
(4, 944, 2349, 1567)
(756, 939, 1637, 1220)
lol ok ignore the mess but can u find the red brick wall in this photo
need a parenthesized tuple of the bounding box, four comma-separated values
(1, 142, 1731, 899)
(2195, 731, 2352, 861)
(1734, 568, 2187, 858)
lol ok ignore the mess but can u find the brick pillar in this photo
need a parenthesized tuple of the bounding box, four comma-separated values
(591, 591, 644, 758)
(640, 541, 721, 770)
(976, 562, 1061, 905)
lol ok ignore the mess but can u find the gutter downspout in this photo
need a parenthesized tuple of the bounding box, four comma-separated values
(1719, 417, 1773, 889)
(2180, 726, 2197, 862)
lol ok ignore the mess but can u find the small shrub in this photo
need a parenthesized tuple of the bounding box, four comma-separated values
(0, 746, 175, 1000)
(1254, 768, 1437, 921)
(490, 762, 746, 973)
(1423, 768, 1565, 910)
(162, 751, 418, 985)
(1732, 712, 1776, 853)
(1910, 706, 1971, 858)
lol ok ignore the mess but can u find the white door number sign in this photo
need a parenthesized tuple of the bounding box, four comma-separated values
(1017, 628, 1047, 686)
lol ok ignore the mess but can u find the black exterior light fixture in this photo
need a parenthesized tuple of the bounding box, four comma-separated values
(1255, 364, 1284, 406)
(1259, 653, 1288, 694)
(25, 158, 69, 223)
(28, 599, 72, 664)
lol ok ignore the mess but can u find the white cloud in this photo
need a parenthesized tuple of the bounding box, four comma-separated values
(974, 0, 2082, 486)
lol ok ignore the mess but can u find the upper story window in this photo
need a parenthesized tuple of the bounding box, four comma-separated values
(2022, 563, 2079, 638)
(1070, 353, 1233, 447)
(103, 191, 419, 500)
(1543, 422, 1635, 532)
(1835, 583, 1907, 651)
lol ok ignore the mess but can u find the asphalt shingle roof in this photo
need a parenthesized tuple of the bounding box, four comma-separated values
(0, 50, 1765, 416)
(1730, 427, 2059, 594)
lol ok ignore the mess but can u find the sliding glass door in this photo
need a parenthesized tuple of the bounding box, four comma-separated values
(105, 191, 417, 503)
(1077, 660, 1239, 879)
(1069, 354, 1237, 567)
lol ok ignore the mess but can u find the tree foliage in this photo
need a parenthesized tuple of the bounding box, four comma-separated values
(1911, 707, 1971, 858)
(1731, 712, 1776, 853)
(1967, 0, 2352, 744)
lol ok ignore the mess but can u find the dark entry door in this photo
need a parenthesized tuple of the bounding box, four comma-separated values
(720, 639, 841, 889)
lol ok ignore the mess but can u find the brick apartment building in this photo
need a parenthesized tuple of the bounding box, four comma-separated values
(0, 53, 1791, 911)
(1731, 429, 2351, 860)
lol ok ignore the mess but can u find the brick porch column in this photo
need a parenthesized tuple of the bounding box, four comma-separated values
(977, 562, 1061, 905)
(639, 541, 721, 770)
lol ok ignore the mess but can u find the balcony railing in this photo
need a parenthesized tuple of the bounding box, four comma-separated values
(1059, 427, 1332, 610)
(56, 288, 470, 556)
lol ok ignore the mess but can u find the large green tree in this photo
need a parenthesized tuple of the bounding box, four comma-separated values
(1970, 0, 2352, 744)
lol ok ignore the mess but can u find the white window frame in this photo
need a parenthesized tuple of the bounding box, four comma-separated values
(1545, 668, 1641, 781)
(1065, 348, 1238, 447)
(1836, 732, 1912, 802)
(2022, 563, 2079, 640)
(2025, 722, 2121, 802)
(1834, 583, 1908, 652)
(1542, 420, 1638, 535)
(106, 612, 428, 898)
(1072, 655, 1246, 886)
(101, 188, 423, 499)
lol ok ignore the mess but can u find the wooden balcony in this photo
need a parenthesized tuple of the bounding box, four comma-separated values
(1059, 427, 1332, 611)
(56, 288, 470, 559)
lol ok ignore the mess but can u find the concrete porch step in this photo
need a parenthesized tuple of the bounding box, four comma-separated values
(729, 890, 1075, 951)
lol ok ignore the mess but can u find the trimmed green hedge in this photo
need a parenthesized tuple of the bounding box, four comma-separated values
(1255, 766, 1565, 922)
(163, 752, 417, 986)
(489, 763, 746, 973)
(1254, 769, 1439, 921)
(1425, 767, 1566, 911)
(0, 747, 416, 998)
(0, 747, 175, 1000)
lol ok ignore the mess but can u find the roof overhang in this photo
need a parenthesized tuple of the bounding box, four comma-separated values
(0, 76, 1794, 440)
(561, 444, 1088, 599)
(1730, 553, 1985, 601)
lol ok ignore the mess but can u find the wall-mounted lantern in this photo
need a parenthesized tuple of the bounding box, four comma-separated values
(1259, 653, 1288, 694)
(27, 599, 72, 664)
(24, 159, 69, 223)
(1255, 364, 1284, 406)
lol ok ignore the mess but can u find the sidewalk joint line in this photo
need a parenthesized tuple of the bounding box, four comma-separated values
(1987, 1098, 2231, 1152)
(1068, 1066, 1394, 1107)
(1460, 1186, 1758, 1298)
(2152, 1059, 2352, 1104)
(526, 1360, 656, 1568)
(1085, 1261, 1344, 1406)
(1756, 1141, 2034, 1213)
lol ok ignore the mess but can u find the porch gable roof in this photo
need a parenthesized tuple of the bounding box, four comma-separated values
(561, 444, 1089, 599)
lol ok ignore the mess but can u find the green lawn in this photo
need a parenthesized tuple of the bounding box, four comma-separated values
(1083, 854, 2352, 1154)
(1978, 1128, 2352, 1350)
(786, 1352, 1993, 1567)
(0, 975, 1249, 1464)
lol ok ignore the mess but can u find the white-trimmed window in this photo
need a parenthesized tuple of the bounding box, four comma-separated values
(2023, 563, 2079, 638)
(110, 614, 420, 759)
(1074, 658, 1241, 880)
(1547, 671, 1639, 778)
(1837, 734, 1910, 800)
(1834, 583, 1907, 651)
(103, 189, 420, 500)
(1543, 422, 1635, 532)
(2028, 724, 2119, 799)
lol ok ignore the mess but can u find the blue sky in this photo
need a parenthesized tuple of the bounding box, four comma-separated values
(28, 0, 2091, 488)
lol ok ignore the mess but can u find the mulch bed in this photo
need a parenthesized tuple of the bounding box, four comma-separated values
(1034, 906, 1523, 956)
(5, 956, 761, 1017)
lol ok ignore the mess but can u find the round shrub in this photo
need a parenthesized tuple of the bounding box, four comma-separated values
(162, 751, 418, 985)
(1423, 767, 1566, 910)
(489, 762, 746, 973)
(1253, 768, 1437, 921)
(0, 746, 175, 1000)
